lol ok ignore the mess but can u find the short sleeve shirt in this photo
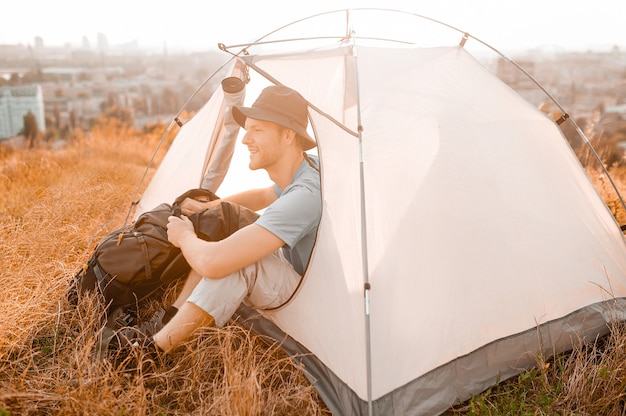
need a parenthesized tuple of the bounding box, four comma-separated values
(255, 155, 321, 275)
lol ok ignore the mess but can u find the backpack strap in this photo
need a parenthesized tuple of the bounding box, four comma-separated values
(135, 232, 152, 280)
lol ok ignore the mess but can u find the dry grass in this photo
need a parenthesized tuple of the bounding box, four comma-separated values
(449, 318, 626, 415)
(549, 320, 626, 414)
(4, 120, 626, 415)
(0, 124, 329, 415)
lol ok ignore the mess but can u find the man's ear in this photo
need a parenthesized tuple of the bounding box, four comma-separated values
(284, 128, 297, 144)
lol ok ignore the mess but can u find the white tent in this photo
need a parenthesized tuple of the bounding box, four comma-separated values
(134, 9, 626, 415)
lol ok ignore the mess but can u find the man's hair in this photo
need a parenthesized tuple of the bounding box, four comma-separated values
(294, 134, 306, 150)
(276, 125, 304, 150)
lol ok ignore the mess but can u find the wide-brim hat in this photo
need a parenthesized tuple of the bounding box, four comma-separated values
(233, 85, 317, 151)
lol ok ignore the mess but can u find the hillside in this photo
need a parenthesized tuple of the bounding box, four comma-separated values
(2, 122, 626, 415)
(0, 124, 328, 415)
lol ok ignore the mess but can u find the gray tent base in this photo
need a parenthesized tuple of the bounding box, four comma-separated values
(234, 298, 626, 415)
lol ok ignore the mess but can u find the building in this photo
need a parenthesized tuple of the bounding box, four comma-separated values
(0, 85, 46, 139)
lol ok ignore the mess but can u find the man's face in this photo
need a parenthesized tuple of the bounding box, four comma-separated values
(242, 118, 285, 171)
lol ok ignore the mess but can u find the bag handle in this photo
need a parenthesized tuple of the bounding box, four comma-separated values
(173, 188, 219, 207)
(170, 188, 220, 217)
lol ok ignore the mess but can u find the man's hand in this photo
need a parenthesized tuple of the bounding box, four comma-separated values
(167, 215, 196, 248)
(179, 197, 220, 216)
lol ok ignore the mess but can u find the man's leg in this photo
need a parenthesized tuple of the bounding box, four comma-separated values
(152, 301, 214, 353)
(151, 251, 300, 354)
(151, 269, 213, 353)
(151, 269, 248, 353)
(144, 269, 203, 331)
(172, 269, 203, 309)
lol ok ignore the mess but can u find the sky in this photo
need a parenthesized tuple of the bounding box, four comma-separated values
(2, 0, 625, 54)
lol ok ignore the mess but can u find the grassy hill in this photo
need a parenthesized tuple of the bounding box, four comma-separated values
(0, 123, 328, 415)
(2, 121, 626, 415)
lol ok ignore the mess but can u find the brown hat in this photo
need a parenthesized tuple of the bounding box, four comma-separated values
(233, 85, 316, 151)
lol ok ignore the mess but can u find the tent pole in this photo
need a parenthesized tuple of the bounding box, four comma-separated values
(348, 28, 374, 416)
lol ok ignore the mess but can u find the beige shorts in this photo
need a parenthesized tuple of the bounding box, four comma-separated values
(186, 250, 301, 327)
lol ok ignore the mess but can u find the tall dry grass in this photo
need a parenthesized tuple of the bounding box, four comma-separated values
(448, 318, 626, 415)
(0, 123, 328, 415)
(4, 119, 626, 415)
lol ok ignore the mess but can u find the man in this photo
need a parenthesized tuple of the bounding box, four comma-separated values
(118, 85, 321, 357)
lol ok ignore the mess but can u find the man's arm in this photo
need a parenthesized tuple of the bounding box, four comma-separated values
(222, 186, 277, 211)
(167, 215, 284, 279)
(179, 185, 277, 215)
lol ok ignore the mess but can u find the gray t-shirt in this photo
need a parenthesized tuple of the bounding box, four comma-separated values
(255, 155, 321, 275)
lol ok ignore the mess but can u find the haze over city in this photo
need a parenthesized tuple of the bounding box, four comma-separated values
(3, 0, 626, 54)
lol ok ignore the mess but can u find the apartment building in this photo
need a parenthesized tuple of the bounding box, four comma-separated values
(0, 85, 46, 139)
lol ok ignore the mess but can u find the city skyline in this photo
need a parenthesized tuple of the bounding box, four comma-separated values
(3, 0, 626, 54)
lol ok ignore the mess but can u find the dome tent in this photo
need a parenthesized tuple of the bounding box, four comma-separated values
(132, 9, 626, 415)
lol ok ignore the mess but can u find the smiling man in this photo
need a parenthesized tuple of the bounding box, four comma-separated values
(114, 85, 321, 359)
